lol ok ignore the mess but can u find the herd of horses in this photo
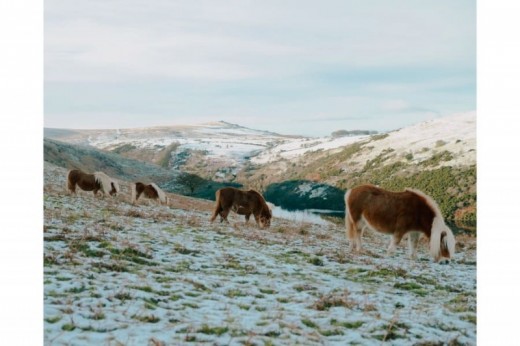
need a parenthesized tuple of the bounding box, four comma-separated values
(66, 168, 456, 263)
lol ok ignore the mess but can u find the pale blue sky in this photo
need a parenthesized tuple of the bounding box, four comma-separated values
(44, 0, 475, 136)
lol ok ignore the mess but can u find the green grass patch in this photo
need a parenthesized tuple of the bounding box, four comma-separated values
(319, 329, 344, 336)
(45, 316, 62, 324)
(66, 285, 87, 294)
(331, 319, 364, 329)
(225, 289, 247, 298)
(197, 324, 229, 336)
(309, 257, 324, 266)
(61, 323, 76, 331)
(302, 319, 318, 329)
(130, 285, 154, 293)
(393, 282, 428, 296)
(114, 291, 132, 301)
(132, 314, 160, 323)
(259, 288, 276, 295)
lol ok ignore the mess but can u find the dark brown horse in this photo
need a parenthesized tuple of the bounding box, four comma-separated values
(131, 182, 168, 205)
(66, 169, 119, 196)
(344, 184, 456, 262)
(210, 187, 272, 228)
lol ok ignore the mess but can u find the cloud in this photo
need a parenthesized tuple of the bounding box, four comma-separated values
(44, 0, 475, 135)
(45, 0, 475, 83)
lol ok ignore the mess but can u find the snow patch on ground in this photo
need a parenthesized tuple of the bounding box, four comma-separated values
(44, 163, 476, 345)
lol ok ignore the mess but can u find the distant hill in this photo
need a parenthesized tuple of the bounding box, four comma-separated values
(44, 112, 476, 221)
(239, 112, 476, 221)
(44, 121, 295, 182)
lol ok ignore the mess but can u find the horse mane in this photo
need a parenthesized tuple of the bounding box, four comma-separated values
(150, 183, 167, 204)
(94, 171, 118, 195)
(405, 188, 455, 259)
(405, 188, 443, 221)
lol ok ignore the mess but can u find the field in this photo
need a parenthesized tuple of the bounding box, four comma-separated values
(44, 163, 476, 345)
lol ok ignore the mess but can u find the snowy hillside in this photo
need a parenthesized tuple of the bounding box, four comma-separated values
(44, 163, 476, 345)
(354, 111, 476, 168)
(45, 113, 476, 177)
(45, 122, 295, 179)
(252, 112, 476, 167)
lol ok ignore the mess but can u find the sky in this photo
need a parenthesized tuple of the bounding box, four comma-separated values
(44, 0, 475, 136)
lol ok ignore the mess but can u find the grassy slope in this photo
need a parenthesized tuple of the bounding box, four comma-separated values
(44, 163, 476, 345)
(237, 135, 476, 221)
(44, 138, 240, 200)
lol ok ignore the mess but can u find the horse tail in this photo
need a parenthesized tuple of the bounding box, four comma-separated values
(131, 183, 137, 204)
(344, 190, 354, 239)
(210, 189, 222, 222)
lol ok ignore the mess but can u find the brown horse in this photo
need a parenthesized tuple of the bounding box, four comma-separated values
(210, 187, 272, 228)
(131, 182, 168, 205)
(344, 184, 456, 263)
(66, 169, 119, 196)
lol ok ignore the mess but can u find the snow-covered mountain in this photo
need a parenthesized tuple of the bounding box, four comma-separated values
(45, 121, 297, 180)
(45, 112, 475, 181)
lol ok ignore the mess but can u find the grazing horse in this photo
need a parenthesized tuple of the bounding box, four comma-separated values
(210, 187, 272, 228)
(66, 169, 119, 196)
(131, 182, 168, 205)
(344, 184, 456, 263)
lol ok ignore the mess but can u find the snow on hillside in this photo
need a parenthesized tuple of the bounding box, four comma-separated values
(252, 112, 476, 167)
(44, 163, 476, 345)
(45, 113, 476, 175)
(360, 111, 476, 167)
(45, 121, 293, 173)
(252, 134, 368, 165)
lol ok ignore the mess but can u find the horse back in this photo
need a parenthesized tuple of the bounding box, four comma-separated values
(68, 169, 99, 191)
(217, 187, 268, 214)
(347, 185, 435, 234)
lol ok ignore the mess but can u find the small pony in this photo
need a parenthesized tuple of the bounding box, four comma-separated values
(67, 169, 119, 196)
(344, 184, 456, 263)
(210, 187, 272, 228)
(131, 182, 168, 205)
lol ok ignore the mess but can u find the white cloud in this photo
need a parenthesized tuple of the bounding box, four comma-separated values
(45, 0, 475, 83)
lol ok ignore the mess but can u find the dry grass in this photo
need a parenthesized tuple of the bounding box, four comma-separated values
(312, 290, 357, 311)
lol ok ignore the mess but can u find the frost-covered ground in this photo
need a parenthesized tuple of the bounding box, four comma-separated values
(44, 163, 476, 345)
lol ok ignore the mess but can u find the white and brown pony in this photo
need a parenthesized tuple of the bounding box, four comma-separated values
(66, 169, 119, 197)
(210, 187, 272, 228)
(344, 184, 456, 263)
(130, 182, 168, 205)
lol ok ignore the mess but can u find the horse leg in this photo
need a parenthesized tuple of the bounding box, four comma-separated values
(67, 179, 75, 194)
(69, 183, 77, 195)
(346, 215, 362, 252)
(220, 208, 230, 223)
(387, 233, 404, 255)
(407, 232, 421, 259)
(210, 204, 223, 223)
(245, 213, 251, 224)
